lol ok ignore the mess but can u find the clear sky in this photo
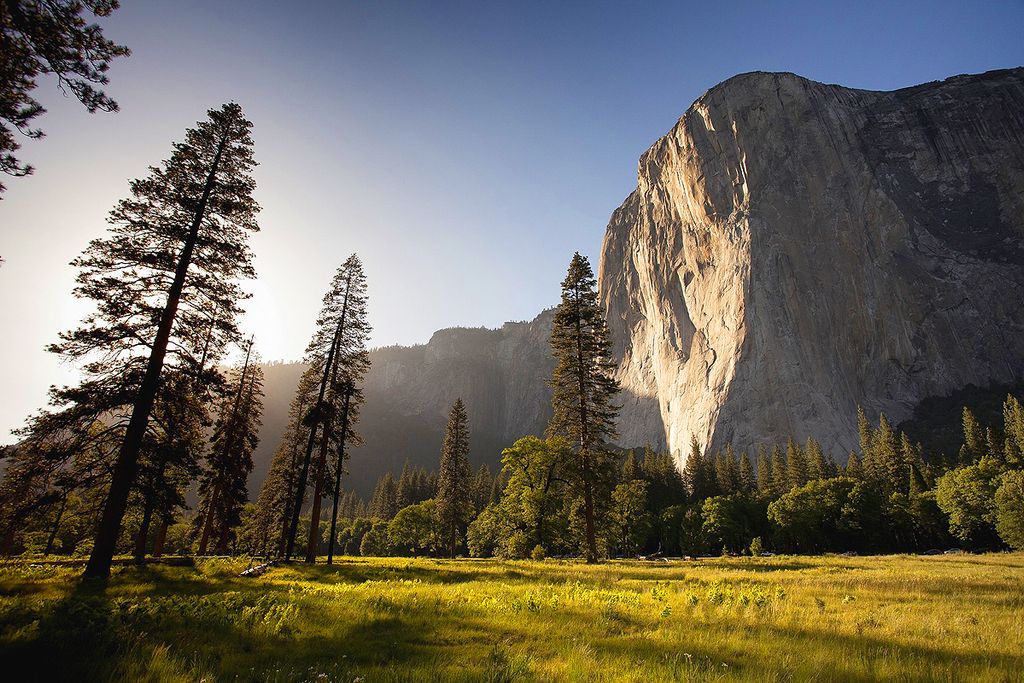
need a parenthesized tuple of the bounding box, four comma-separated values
(1, 0, 1022, 442)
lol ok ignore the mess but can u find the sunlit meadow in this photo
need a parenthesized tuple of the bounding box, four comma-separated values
(1, 554, 1022, 681)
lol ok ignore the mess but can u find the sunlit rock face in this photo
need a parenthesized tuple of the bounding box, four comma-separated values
(599, 68, 1024, 466)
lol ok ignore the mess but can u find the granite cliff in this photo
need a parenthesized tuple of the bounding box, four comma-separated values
(600, 68, 1024, 464)
(252, 68, 1024, 493)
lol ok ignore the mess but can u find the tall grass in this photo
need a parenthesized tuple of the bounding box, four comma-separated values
(1, 554, 1022, 681)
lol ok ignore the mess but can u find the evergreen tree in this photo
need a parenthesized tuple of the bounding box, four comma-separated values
(755, 445, 771, 495)
(48, 103, 260, 579)
(369, 472, 399, 520)
(436, 399, 472, 557)
(252, 366, 319, 556)
(683, 437, 707, 502)
(547, 253, 619, 563)
(769, 445, 788, 497)
(0, 0, 129, 195)
(285, 255, 371, 562)
(873, 415, 901, 496)
(738, 452, 756, 494)
(397, 461, 416, 509)
(806, 437, 828, 481)
(845, 451, 864, 479)
(195, 342, 264, 555)
(131, 371, 208, 561)
(786, 439, 808, 489)
(471, 464, 493, 513)
(961, 407, 986, 463)
(1004, 395, 1024, 467)
(324, 256, 372, 565)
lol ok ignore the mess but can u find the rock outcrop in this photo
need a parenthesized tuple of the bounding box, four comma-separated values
(599, 68, 1024, 464)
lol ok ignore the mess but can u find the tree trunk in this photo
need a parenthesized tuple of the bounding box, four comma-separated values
(84, 136, 228, 580)
(304, 428, 332, 563)
(43, 494, 68, 557)
(573, 291, 599, 564)
(326, 388, 353, 565)
(285, 325, 341, 560)
(152, 519, 169, 557)
(133, 499, 154, 563)
(197, 484, 221, 556)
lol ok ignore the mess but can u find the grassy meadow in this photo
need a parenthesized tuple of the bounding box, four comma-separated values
(0, 554, 1022, 682)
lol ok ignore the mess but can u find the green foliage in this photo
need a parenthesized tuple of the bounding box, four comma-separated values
(0, 0, 129, 193)
(548, 252, 620, 563)
(436, 399, 472, 557)
(935, 458, 1002, 546)
(609, 480, 651, 556)
(994, 470, 1024, 550)
(359, 520, 391, 557)
(388, 499, 440, 556)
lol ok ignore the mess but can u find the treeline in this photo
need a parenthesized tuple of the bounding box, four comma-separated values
(248, 396, 1023, 561)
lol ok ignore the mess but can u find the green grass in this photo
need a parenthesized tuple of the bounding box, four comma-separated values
(1, 554, 1023, 682)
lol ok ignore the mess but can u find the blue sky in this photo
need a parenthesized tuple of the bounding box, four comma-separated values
(1, 0, 1022, 439)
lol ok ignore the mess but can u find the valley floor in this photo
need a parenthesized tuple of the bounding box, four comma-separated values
(0, 554, 1022, 682)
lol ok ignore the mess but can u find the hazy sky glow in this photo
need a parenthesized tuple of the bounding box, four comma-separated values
(1, 0, 1022, 441)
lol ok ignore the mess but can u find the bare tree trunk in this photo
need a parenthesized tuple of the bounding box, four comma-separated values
(285, 326, 341, 560)
(43, 494, 68, 556)
(326, 388, 353, 565)
(304, 428, 332, 563)
(197, 485, 220, 556)
(133, 499, 154, 563)
(84, 137, 228, 580)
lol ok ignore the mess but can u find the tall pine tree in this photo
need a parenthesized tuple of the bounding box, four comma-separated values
(436, 398, 472, 558)
(547, 253, 619, 563)
(44, 103, 260, 578)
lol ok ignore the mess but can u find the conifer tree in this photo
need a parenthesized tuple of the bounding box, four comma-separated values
(42, 103, 261, 579)
(195, 342, 264, 555)
(251, 366, 319, 556)
(369, 472, 399, 520)
(755, 445, 771, 495)
(845, 451, 864, 479)
(786, 439, 808, 489)
(961, 407, 986, 464)
(769, 445, 788, 497)
(547, 253, 619, 563)
(738, 452, 756, 494)
(396, 461, 416, 509)
(284, 255, 371, 562)
(1004, 395, 1024, 467)
(683, 437, 707, 502)
(471, 464, 493, 513)
(0, 0, 129, 195)
(131, 372, 207, 561)
(806, 437, 828, 481)
(436, 398, 472, 557)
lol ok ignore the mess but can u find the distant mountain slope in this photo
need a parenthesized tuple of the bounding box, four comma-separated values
(252, 310, 556, 497)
